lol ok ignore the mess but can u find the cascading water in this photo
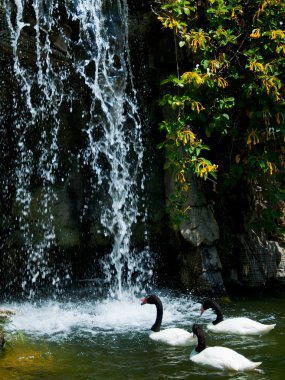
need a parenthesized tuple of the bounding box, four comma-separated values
(68, 0, 153, 298)
(4, 0, 69, 297)
(1, 0, 153, 298)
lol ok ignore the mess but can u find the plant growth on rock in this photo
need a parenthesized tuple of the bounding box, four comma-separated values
(154, 0, 285, 235)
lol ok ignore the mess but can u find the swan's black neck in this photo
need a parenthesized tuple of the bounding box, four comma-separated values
(203, 299, 224, 325)
(151, 297, 163, 332)
(193, 325, 206, 353)
(211, 301, 224, 325)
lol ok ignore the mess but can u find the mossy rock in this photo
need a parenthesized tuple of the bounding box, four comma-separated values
(0, 309, 15, 324)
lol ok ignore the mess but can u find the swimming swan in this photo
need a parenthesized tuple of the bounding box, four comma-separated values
(190, 324, 262, 372)
(200, 299, 276, 335)
(141, 294, 196, 346)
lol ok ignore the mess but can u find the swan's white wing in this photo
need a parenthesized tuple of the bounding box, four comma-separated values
(150, 328, 196, 346)
(190, 346, 262, 371)
(208, 317, 275, 335)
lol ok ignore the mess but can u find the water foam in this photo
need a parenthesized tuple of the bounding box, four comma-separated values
(2, 294, 200, 340)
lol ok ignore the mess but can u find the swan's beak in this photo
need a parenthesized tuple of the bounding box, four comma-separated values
(200, 306, 205, 316)
(141, 297, 147, 305)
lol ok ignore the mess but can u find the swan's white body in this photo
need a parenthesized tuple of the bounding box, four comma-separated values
(201, 299, 276, 336)
(141, 294, 196, 347)
(190, 346, 262, 372)
(207, 317, 276, 336)
(149, 327, 196, 346)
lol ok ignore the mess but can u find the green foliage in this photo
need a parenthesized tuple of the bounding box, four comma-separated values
(155, 0, 285, 233)
(158, 119, 218, 183)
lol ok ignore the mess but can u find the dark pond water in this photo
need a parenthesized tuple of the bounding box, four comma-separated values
(0, 290, 283, 379)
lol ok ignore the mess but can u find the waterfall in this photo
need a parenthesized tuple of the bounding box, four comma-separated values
(2, 0, 153, 298)
(5, 0, 68, 297)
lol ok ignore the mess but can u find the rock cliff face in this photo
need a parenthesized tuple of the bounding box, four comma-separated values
(165, 168, 285, 293)
(164, 167, 225, 294)
(217, 179, 285, 293)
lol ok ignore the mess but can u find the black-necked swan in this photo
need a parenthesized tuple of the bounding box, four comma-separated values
(190, 324, 262, 372)
(141, 294, 196, 346)
(200, 298, 276, 335)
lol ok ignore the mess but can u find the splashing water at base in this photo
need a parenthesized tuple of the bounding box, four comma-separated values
(3, 292, 199, 339)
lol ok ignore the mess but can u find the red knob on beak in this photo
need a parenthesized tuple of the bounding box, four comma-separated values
(141, 298, 147, 305)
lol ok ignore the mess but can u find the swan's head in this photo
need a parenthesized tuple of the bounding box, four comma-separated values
(200, 298, 214, 314)
(140, 294, 160, 306)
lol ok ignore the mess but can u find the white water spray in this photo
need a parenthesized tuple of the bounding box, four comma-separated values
(5, 0, 68, 297)
(4, 294, 200, 339)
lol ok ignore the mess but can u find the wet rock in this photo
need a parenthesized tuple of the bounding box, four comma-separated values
(179, 244, 226, 295)
(165, 169, 225, 293)
(236, 230, 282, 287)
(0, 309, 15, 324)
